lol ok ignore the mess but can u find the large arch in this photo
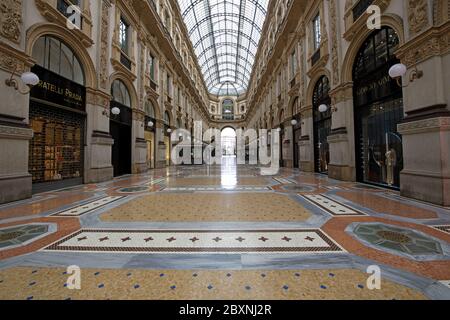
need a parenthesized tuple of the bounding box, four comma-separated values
(26, 23, 97, 89)
(288, 96, 300, 118)
(306, 67, 331, 109)
(145, 96, 162, 121)
(341, 14, 405, 84)
(109, 71, 139, 110)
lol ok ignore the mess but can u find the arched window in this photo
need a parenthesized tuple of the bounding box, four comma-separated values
(111, 80, 131, 107)
(32, 35, 85, 85)
(222, 99, 234, 120)
(145, 100, 155, 118)
(164, 111, 171, 125)
(312, 75, 331, 174)
(313, 75, 331, 120)
(353, 27, 399, 81)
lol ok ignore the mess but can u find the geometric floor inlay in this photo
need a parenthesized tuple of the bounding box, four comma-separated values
(163, 186, 270, 192)
(100, 193, 311, 222)
(0, 224, 49, 249)
(433, 225, 450, 234)
(43, 229, 345, 254)
(353, 223, 443, 256)
(301, 194, 366, 216)
(51, 196, 125, 217)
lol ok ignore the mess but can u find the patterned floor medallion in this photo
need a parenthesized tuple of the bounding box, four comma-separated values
(301, 194, 366, 216)
(353, 223, 444, 256)
(0, 224, 49, 249)
(51, 196, 125, 217)
(42, 229, 344, 254)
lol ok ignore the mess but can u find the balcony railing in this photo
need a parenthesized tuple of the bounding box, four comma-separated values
(353, 0, 374, 21)
(57, 0, 83, 29)
(120, 53, 132, 70)
(311, 49, 321, 66)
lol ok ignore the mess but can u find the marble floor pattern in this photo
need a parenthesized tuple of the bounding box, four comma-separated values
(1, 161, 450, 300)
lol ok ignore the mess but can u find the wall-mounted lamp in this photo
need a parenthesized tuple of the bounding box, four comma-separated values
(147, 121, 154, 128)
(291, 119, 298, 126)
(5, 67, 40, 95)
(389, 63, 423, 88)
(102, 106, 121, 118)
(319, 104, 337, 113)
(167, 128, 172, 133)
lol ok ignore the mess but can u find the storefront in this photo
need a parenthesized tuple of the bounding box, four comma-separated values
(292, 98, 301, 168)
(110, 80, 132, 177)
(29, 36, 86, 193)
(353, 27, 403, 189)
(313, 76, 331, 174)
(164, 111, 171, 166)
(144, 100, 156, 169)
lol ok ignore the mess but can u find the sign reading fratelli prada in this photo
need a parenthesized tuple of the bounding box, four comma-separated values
(30, 65, 86, 112)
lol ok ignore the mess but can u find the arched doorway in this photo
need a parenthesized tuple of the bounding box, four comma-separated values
(110, 79, 132, 177)
(164, 111, 171, 166)
(353, 27, 403, 188)
(144, 100, 156, 169)
(279, 109, 285, 167)
(222, 99, 235, 121)
(221, 127, 237, 157)
(292, 97, 301, 168)
(313, 76, 331, 174)
(29, 35, 87, 192)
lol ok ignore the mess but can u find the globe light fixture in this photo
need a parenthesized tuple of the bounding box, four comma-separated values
(389, 63, 423, 87)
(102, 106, 121, 118)
(111, 107, 121, 115)
(318, 104, 328, 113)
(147, 121, 154, 127)
(5, 67, 40, 95)
(291, 119, 298, 126)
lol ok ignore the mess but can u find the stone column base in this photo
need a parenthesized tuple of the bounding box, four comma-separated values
(328, 164, 355, 182)
(398, 114, 450, 207)
(85, 167, 114, 184)
(133, 163, 148, 174)
(0, 174, 32, 204)
(400, 171, 449, 206)
(300, 161, 314, 172)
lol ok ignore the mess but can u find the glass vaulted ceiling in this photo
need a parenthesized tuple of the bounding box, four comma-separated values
(178, 0, 269, 96)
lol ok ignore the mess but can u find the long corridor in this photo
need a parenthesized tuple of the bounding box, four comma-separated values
(1, 160, 449, 300)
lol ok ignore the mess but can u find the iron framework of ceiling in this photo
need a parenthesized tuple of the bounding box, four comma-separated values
(178, 0, 269, 96)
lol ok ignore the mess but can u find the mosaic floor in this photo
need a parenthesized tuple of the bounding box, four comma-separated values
(1, 159, 450, 300)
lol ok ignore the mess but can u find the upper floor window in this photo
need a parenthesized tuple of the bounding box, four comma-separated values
(164, 10, 171, 32)
(149, 54, 156, 80)
(119, 17, 130, 54)
(145, 100, 155, 118)
(32, 35, 85, 85)
(166, 73, 172, 95)
(57, 0, 81, 18)
(111, 79, 131, 108)
(290, 50, 297, 78)
(313, 14, 321, 51)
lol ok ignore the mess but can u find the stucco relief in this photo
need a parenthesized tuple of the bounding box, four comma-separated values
(408, 0, 429, 35)
(0, 0, 22, 43)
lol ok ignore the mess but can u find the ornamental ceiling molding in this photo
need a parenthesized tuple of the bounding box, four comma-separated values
(99, 0, 111, 90)
(407, 0, 429, 36)
(0, 125, 33, 140)
(395, 22, 450, 68)
(398, 117, 450, 134)
(0, 41, 34, 74)
(0, 0, 22, 43)
(329, 0, 340, 87)
(329, 82, 353, 105)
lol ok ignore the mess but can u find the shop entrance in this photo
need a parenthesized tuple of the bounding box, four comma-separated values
(353, 27, 403, 189)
